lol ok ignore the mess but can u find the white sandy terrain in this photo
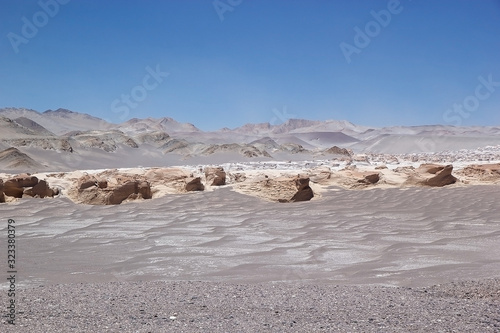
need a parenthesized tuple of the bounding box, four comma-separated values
(1, 184, 499, 291)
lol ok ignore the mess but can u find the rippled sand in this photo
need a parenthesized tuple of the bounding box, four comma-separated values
(1, 185, 499, 289)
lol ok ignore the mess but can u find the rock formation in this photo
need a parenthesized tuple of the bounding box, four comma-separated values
(357, 173, 380, 185)
(289, 176, 314, 202)
(24, 180, 58, 198)
(309, 166, 331, 184)
(185, 177, 204, 191)
(2, 174, 57, 199)
(73, 173, 152, 205)
(107, 181, 152, 205)
(404, 164, 457, 187)
(204, 166, 226, 186)
(456, 163, 500, 183)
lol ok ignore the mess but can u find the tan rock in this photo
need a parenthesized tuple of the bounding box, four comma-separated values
(24, 180, 54, 198)
(457, 163, 500, 183)
(419, 164, 457, 187)
(204, 166, 226, 186)
(13, 174, 39, 187)
(235, 174, 298, 202)
(73, 173, 152, 205)
(4, 179, 25, 198)
(4, 174, 40, 198)
(185, 177, 204, 191)
(107, 181, 139, 205)
(405, 164, 457, 187)
(309, 166, 331, 184)
(357, 173, 380, 185)
(138, 181, 152, 199)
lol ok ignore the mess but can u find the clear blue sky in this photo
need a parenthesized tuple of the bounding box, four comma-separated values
(1, 0, 499, 130)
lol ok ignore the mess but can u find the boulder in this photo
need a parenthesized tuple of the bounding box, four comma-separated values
(107, 181, 138, 205)
(358, 173, 380, 185)
(138, 181, 152, 199)
(423, 165, 457, 186)
(3, 174, 40, 197)
(24, 180, 54, 198)
(14, 174, 39, 187)
(74, 173, 152, 205)
(3, 179, 25, 198)
(78, 175, 107, 190)
(290, 177, 314, 202)
(204, 166, 226, 186)
(3, 175, 58, 199)
(185, 177, 204, 191)
(404, 164, 457, 187)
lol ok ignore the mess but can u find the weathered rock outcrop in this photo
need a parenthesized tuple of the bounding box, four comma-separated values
(204, 166, 226, 186)
(309, 166, 331, 184)
(424, 165, 457, 186)
(290, 177, 314, 202)
(357, 173, 380, 185)
(24, 180, 58, 198)
(3, 179, 24, 198)
(1, 174, 58, 199)
(235, 173, 315, 203)
(107, 181, 152, 205)
(456, 163, 500, 183)
(405, 164, 457, 187)
(74, 174, 152, 205)
(185, 177, 204, 191)
(78, 174, 108, 190)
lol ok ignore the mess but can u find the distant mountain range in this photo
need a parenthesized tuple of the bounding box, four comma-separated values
(1, 107, 500, 171)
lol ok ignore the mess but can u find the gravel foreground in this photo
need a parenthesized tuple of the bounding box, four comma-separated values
(2, 279, 500, 332)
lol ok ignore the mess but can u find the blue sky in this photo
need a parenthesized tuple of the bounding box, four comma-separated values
(0, 0, 499, 130)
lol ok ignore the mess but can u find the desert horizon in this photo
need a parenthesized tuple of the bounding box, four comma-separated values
(1, 107, 500, 331)
(2, 0, 500, 331)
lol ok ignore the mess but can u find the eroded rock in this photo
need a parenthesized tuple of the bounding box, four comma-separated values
(74, 174, 152, 205)
(358, 173, 380, 185)
(24, 180, 54, 198)
(290, 176, 314, 202)
(204, 166, 226, 186)
(404, 164, 458, 187)
(2, 174, 57, 199)
(185, 177, 204, 191)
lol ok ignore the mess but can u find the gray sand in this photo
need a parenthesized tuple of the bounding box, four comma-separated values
(2, 279, 500, 332)
(1, 185, 500, 331)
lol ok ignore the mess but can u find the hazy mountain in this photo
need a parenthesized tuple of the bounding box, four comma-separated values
(13, 117, 55, 136)
(118, 117, 200, 134)
(1, 106, 500, 171)
(0, 108, 111, 135)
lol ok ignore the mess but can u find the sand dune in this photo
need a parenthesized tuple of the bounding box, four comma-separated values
(1, 185, 499, 290)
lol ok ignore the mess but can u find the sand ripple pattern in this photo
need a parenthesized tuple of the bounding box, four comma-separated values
(1, 186, 499, 288)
